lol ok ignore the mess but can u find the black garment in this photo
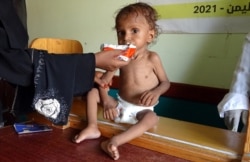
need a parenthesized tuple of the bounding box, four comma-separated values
(0, 0, 29, 125)
(0, 0, 28, 49)
(0, 49, 33, 86)
(32, 50, 95, 125)
(0, 0, 30, 85)
(0, 22, 9, 48)
(13, 0, 27, 30)
(0, 0, 96, 125)
(1, 48, 96, 125)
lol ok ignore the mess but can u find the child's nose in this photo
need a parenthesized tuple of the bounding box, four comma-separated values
(124, 33, 131, 44)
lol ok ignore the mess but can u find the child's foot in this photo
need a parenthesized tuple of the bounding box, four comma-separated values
(72, 126, 101, 143)
(101, 140, 119, 160)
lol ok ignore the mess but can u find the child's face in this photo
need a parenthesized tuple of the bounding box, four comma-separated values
(116, 13, 155, 49)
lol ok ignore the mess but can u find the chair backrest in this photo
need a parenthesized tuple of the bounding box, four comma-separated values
(29, 38, 83, 54)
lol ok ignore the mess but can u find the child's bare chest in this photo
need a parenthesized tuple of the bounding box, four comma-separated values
(122, 59, 152, 75)
(120, 59, 157, 85)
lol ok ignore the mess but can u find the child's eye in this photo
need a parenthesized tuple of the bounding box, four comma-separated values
(117, 31, 125, 37)
(132, 28, 139, 34)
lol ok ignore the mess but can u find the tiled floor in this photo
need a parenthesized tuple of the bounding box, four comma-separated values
(0, 126, 190, 162)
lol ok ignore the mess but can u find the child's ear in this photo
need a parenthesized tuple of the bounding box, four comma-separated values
(147, 30, 155, 43)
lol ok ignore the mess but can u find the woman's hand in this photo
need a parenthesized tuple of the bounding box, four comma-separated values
(95, 50, 129, 71)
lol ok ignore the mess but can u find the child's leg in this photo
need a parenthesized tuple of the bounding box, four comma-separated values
(101, 110, 158, 160)
(73, 88, 101, 143)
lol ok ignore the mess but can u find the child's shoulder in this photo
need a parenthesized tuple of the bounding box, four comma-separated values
(147, 50, 161, 61)
(148, 50, 158, 56)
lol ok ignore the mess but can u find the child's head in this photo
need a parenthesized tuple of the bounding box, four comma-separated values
(114, 2, 159, 47)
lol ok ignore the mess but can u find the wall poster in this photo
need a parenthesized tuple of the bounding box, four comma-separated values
(139, 0, 250, 33)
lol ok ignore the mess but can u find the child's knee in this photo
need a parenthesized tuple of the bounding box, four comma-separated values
(90, 88, 98, 94)
(149, 111, 159, 124)
(137, 110, 158, 124)
(87, 88, 99, 99)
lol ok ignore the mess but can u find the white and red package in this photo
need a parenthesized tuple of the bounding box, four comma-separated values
(101, 43, 136, 61)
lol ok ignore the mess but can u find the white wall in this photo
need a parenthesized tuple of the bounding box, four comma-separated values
(26, 0, 246, 89)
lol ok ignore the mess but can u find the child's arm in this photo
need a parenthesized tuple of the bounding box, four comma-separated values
(94, 70, 116, 88)
(100, 71, 116, 88)
(99, 86, 118, 120)
(99, 70, 119, 120)
(140, 53, 170, 106)
(139, 81, 170, 107)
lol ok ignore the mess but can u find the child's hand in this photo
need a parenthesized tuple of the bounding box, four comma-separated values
(101, 77, 112, 89)
(103, 107, 118, 120)
(102, 99, 118, 120)
(139, 90, 159, 106)
(94, 71, 111, 88)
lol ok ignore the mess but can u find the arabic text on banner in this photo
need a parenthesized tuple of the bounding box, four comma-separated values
(140, 0, 250, 33)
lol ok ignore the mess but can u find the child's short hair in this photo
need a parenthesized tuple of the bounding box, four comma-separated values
(115, 2, 160, 39)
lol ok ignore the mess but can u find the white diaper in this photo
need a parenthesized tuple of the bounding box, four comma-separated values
(114, 95, 157, 124)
